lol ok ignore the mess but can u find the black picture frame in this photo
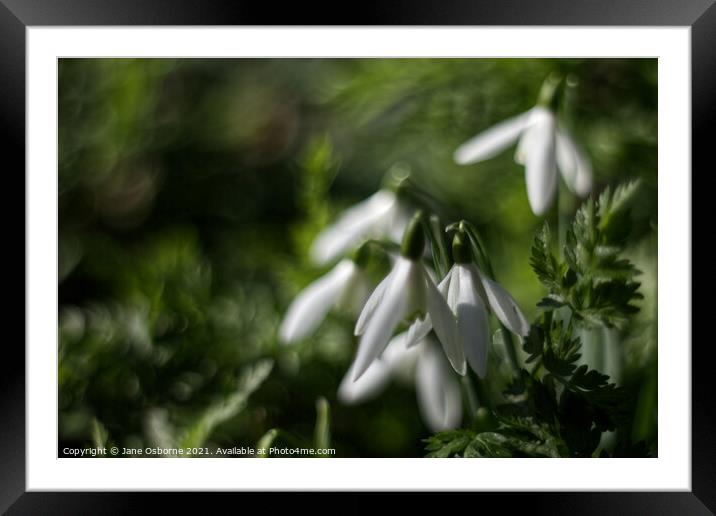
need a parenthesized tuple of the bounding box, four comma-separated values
(2, 1, 711, 512)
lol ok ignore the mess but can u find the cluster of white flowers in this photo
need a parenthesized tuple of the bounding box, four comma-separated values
(279, 76, 592, 431)
(279, 208, 530, 431)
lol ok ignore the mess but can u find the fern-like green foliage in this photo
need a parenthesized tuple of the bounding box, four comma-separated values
(530, 181, 643, 328)
(425, 417, 566, 458)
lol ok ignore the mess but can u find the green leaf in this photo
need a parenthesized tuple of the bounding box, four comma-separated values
(537, 296, 566, 309)
(530, 223, 562, 291)
(531, 182, 643, 329)
(423, 429, 475, 457)
(178, 359, 274, 449)
(313, 397, 331, 453)
(91, 418, 109, 449)
(424, 416, 567, 458)
(597, 180, 642, 239)
(425, 214, 450, 278)
(256, 428, 279, 458)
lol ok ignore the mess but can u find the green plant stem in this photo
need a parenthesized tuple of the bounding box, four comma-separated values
(556, 177, 570, 258)
(475, 370, 495, 410)
(461, 376, 480, 417)
(602, 326, 621, 385)
(500, 329, 522, 380)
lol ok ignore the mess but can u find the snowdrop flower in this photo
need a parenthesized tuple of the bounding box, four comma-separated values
(310, 188, 414, 266)
(279, 257, 372, 344)
(339, 333, 462, 432)
(352, 212, 464, 381)
(453, 78, 592, 216)
(407, 232, 529, 378)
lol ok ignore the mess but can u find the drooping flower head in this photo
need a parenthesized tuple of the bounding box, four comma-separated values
(405, 230, 529, 378)
(454, 75, 592, 216)
(351, 211, 465, 381)
(309, 166, 415, 266)
(279, 246, 373, 344)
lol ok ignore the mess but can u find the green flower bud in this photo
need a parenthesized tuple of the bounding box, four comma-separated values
(452, 231, 472, 264)
(537, 74, 564, 112)
(400, 211, 425, 260)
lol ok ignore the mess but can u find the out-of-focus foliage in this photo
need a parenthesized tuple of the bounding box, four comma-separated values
(59, 58, 657, 457)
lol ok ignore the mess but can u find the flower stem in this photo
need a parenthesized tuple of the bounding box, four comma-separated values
(501, 329, 522, 380)
(461, 376, 480, 417)
(462, 369, 493, 417)
(556, 175, 570, 258)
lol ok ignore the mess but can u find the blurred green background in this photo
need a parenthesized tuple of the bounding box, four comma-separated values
(58, 58, 657, 457)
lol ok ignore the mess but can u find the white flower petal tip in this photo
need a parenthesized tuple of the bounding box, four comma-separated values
(278, 260, 356, 344)
(405, 316, 432, 348)
(556, 128, 593, 198)
(416, 340, 463, 432)
(308, 189, 397, 266)
(453, 110, 533, 165)
(480, 274, 530, 338)
(338, 359, 391, 405)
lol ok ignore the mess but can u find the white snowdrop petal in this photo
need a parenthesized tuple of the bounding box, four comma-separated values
(555, 129, 578, 189)
(415, 340, 463, 432)
(574, 149, 593, 197)
(514, 107, 548, 165)
(359, 331, 422, 384)
(352, 259, 412, 381)
(338, 357, 392, 404)
(383, 332, 422, 377)
(405, 315, 433, 348)
(404, 260, 429, 316)
(524, 112, 557, 216)
(564, 130, 593, 197)
(278, 260, 355, 344)
(453, 110, 533, 165)
(437, 271, 451, 297)
(456, 265, 491, 378)
(556, 128, 593, 198)
(424, 268, 466, 376)
(338, 332, 420, 404)
(446, 265, 461, 311)
(309, 190, 396, 265)
(354, 266, 396, 336)
(335, 266, 372, 316)
(514, 126, 535, 166)
(403, 267, 453, 349)
(479, 272, 531, 338)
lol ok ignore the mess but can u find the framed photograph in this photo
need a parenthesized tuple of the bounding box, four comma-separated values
(4, 0, 711, 511)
